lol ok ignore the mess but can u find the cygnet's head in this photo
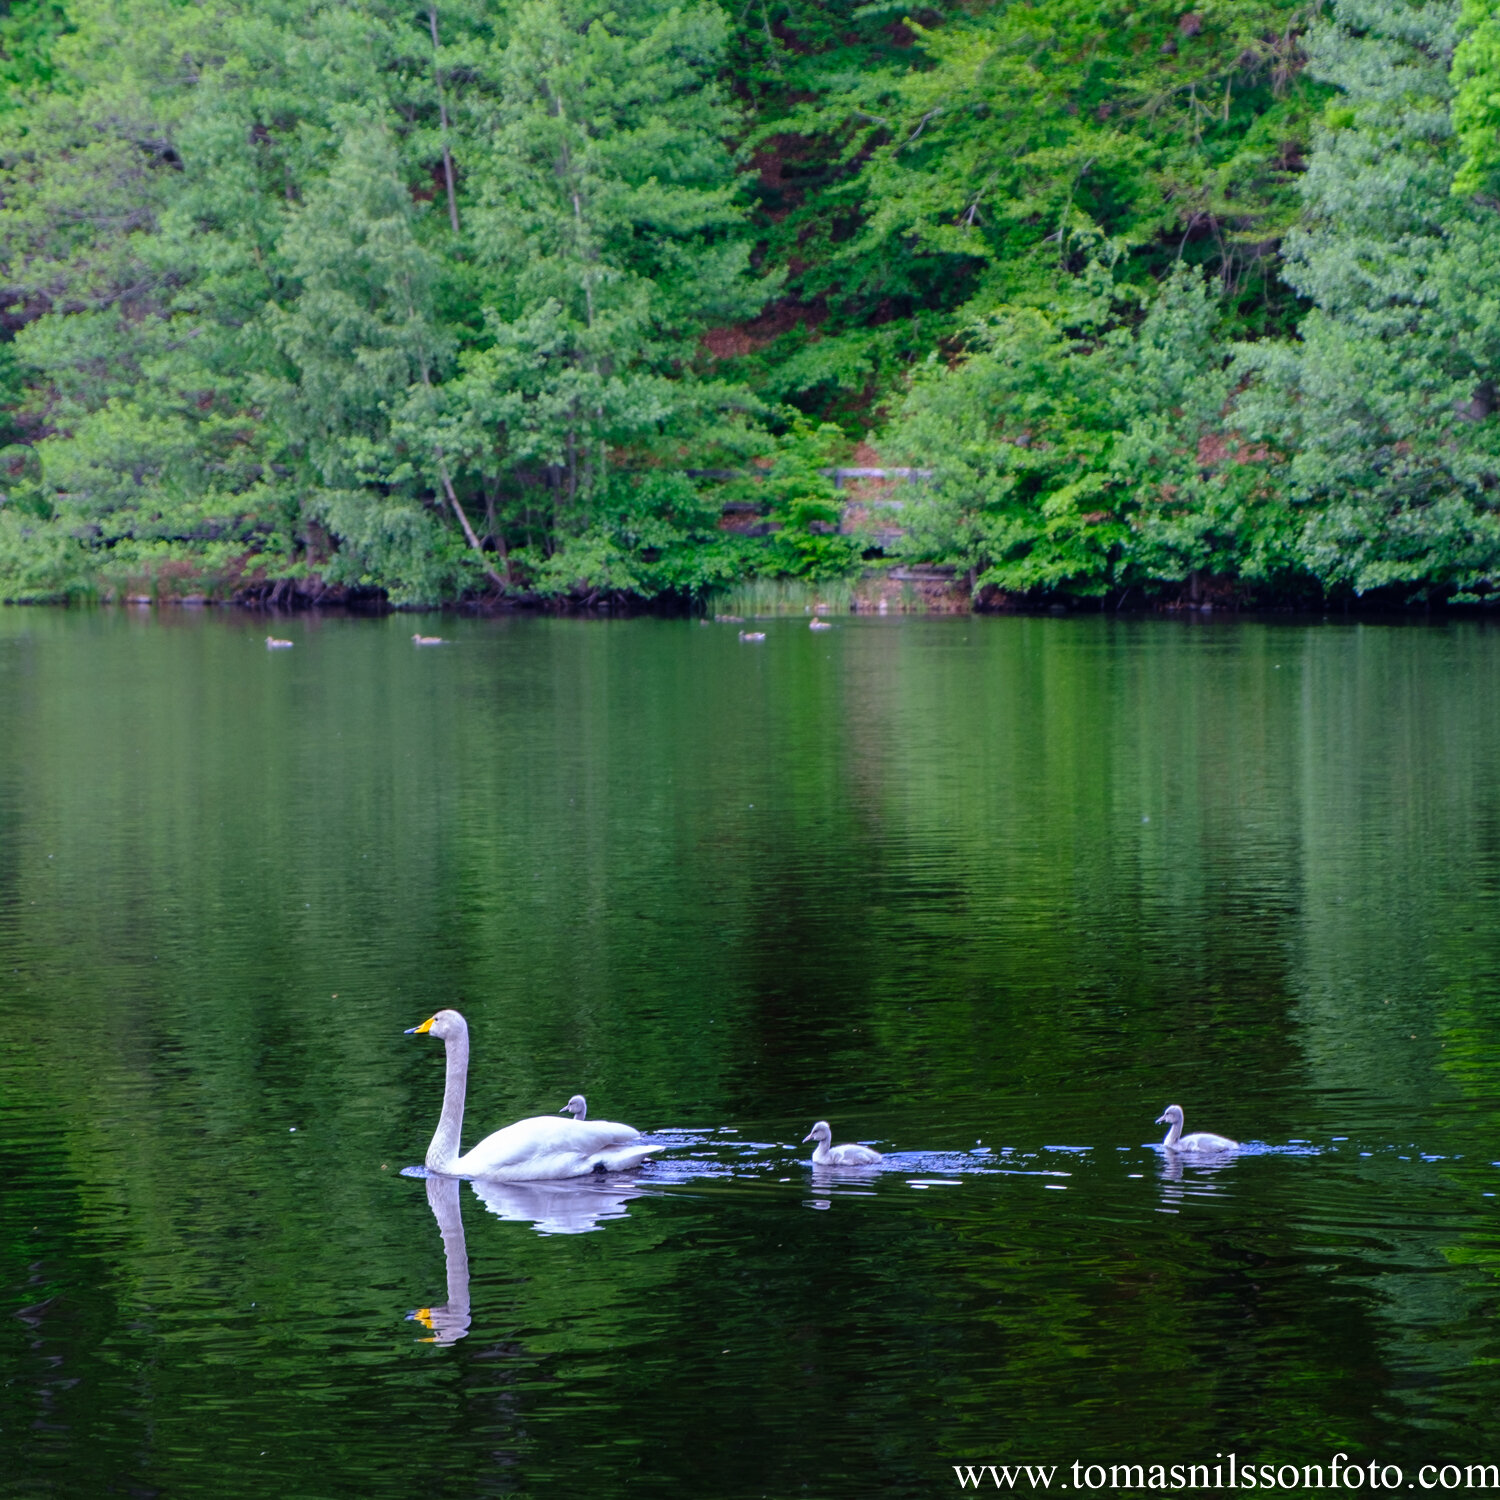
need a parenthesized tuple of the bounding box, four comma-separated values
(406, 1008, 467, 1040)
(560, 1094, 587, 1119)
(803, 1121, 832, 1145)
(1155, 1104, 1184, 1127)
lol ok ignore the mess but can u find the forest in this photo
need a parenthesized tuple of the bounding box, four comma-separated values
(0, 0, 1496, 609)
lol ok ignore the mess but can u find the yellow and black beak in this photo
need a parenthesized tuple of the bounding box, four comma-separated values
(404, 1017, 436, 1035)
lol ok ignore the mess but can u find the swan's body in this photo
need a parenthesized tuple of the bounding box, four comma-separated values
(1156, 1104, 1237, 1152)
(265, 636, 293, 649)
(408, 1010, 657, 1180)
(739, 630, 766, 642)
(803, 1120, 883, 1166)
(809, 619, 833, 631)
(413, 634, 444, 645)
(561, 1094, 587, 1121)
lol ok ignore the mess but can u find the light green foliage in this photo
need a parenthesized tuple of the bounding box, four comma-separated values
(891, 262, 1291, 598)
(1235, 0, 1500, 601)
(755, 420, 861, 579)
(1453, 0, 1500, 197)
(724, 0, 1328, 416)
(0, 0, 69, 104)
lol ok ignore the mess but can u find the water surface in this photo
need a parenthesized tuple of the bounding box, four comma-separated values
(3, 609, 1500, 1496)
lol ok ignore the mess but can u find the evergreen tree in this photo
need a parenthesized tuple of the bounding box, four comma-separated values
(440, 0, 770, 596)
(1235, 0, 1500, 602)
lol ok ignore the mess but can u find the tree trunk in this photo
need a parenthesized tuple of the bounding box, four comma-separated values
(435, 452, 507, 591)
(428, 5, 461, 235)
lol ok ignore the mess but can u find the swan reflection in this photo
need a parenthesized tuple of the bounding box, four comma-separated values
(407, 1170, 653, 1343)
(805, 1162, 882, 1211)
(408, 1173, 471, 1345)
(470, 1173, 651, 1235)
(1156, 1145, 1237, 1210)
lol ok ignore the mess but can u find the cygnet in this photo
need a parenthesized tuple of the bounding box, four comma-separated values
(803, 1120, 882, 1165)
(1156, 1103, 1237, 1151)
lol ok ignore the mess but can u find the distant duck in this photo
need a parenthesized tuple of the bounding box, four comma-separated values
(803, 1120, 883, 1166)
(265, 636, 293, 649)
(1156, 1104, 1238, 1152)
(560, 1094, 587, 1121)
(739, 630, 766, 642)
(412, 633, 444, 646)
(809, 619, 833, 631)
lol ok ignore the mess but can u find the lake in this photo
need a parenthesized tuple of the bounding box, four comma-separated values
(3, 607, 1500, 1497)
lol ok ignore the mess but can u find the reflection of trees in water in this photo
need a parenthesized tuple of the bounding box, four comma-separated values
(10, 616, 1500, 1487)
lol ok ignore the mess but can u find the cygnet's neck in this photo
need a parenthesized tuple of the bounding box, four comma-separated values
(811, 1137, 830, 1164)
(428, 1023, 469, 1170)
(1161, 1117, 1182, 1148)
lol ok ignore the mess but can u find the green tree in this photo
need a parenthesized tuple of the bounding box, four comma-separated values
(1234, 0, 1500, 602)
(439, 0, 769, 597)
(888, 260, 1290, 601)
(1452, 0, 1500, 198)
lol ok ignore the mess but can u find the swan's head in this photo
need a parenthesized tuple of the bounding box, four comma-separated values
(405, 1008, 467, 1040)
(1155, 1104, 1184, 1127)
(560, 1094, 586, 1118)
(803, 1121, 832, 1145)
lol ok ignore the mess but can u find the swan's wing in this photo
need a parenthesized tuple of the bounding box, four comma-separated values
(1179, 1131, 1238, 1151)
(456, 1115, 642, 1175)
(828, 1143, 883, 1165)
(592, 1141, 659, 1172)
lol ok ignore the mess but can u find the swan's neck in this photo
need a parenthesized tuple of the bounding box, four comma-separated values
(812, 1139, 830, 1164)
(1161, 1118, 1182, 1148)
(427, 1027, 469, 1170)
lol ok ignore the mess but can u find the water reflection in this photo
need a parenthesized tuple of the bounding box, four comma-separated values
(1155, 1144, 1238, 1210)
(804, 1162, 884, 1210)
(469, 1173, 652, 1235)
(10, 612, 1500, 1495)
(406, 1169, 654, 1344)
(407, 1174, 471, 1346)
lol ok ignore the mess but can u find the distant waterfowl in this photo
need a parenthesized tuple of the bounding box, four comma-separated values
(803, 1120, 883, 1166)
(560, 1094, 587, 1121)
(265, 636, 293, 649)
(809, 619, 833, 631)
(739, 630, 766, 642)
(1156, 1104, 1238, 1152)
(412, 633, 444, 645)
(407, 1009, 658, 1180)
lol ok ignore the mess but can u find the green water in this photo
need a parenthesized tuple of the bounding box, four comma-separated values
(3, 608, 1500, 1498)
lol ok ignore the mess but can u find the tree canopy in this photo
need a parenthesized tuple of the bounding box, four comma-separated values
(0, 0, 1496, 608)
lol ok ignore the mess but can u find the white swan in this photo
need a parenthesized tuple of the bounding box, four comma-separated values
(407, 1010, 658, 1180)
(561, 1094, 587, 1121)
(803, 1120, 883, 1166)
(1156, 1104, 1238, 1152)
